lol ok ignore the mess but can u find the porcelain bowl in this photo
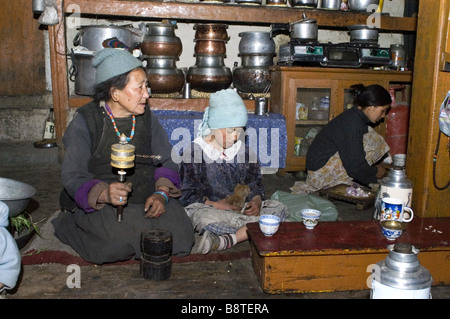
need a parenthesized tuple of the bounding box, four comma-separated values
(300, 209, 321, 229)
(380, 220, 407, 240)
(259, 214, 281, 236)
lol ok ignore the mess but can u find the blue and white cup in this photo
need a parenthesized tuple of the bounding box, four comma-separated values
(259, 214, 281, 236)
(381, 197, 413, 223)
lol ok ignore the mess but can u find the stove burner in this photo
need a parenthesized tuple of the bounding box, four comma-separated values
(278, 41, 391, 69)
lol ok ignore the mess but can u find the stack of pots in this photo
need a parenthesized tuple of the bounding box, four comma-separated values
(140, 23, 185, 94)
(187, 23, 233, 93)
(233, 31, 275, 93)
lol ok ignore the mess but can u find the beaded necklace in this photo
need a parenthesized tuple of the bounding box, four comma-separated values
(105, 107, 136, 142)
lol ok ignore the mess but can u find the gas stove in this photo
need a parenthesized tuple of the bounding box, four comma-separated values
(278, 40, 391, 69)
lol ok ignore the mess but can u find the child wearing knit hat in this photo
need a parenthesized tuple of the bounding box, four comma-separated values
(179, 89, 287, 254)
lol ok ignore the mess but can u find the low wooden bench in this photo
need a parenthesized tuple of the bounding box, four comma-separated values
(247, 217, 450, 294)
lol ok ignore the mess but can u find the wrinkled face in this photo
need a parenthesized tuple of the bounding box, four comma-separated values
(362, 104, 390, 123)
(210, 127, 244, 149)
(111, 69, 149, 117)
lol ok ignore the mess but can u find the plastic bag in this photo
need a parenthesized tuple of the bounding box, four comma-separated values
(439, 91, 450, 136)
(38, 0, 59, 26)
(270, 190, 338, 222)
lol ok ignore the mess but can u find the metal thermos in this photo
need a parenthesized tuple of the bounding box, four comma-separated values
(374, 168, 413, 220)
(390, 44, 406, 69)
(371, 243, 433, 299)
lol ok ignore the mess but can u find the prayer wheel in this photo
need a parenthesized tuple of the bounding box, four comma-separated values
(111, 138, 136, 169)
(110, 134, 135, 222)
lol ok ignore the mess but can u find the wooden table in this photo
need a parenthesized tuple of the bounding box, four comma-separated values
(247, 218, 450, 294)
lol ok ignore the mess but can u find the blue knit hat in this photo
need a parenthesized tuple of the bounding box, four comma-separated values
(92, 48, 143, 85)
(199, 89, 248, 136)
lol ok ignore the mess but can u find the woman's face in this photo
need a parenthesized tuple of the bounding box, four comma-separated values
(362, 104, 390, 123)
(111, 69, 149, 117)
(210, 127, 244, 149)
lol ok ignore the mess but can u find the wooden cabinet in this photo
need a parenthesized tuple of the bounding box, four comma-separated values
(270, 66, 413, 172)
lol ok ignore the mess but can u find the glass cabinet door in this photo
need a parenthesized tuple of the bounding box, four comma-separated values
(294, 87, 331, 157)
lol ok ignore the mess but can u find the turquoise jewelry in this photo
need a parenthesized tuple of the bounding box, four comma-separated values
(105, 108, 136, 142)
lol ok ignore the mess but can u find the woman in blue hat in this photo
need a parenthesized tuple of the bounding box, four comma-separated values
(52, 48, 194, 264)
(179, 89, 287, 254)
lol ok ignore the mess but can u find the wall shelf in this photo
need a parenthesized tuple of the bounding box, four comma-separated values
(62, 0, 416, 31)
(50, 0, 417, 143)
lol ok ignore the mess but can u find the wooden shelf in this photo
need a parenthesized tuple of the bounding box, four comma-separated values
(62, 0, 416, 31)
(69, 95, 257, 112)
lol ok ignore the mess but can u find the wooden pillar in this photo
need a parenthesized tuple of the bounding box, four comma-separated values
(408, 0, 450, 217)
(48, 0, 69, 146)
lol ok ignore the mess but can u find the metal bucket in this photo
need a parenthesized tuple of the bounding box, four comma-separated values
(73, 25, 139, 51)
(72, 51, 95, 96)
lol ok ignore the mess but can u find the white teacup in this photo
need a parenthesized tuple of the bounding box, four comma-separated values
(381, 197, 414, 223)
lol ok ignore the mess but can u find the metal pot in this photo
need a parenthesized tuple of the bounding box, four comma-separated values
(194, 40, 227, 55)
(321, 0, 341, 10)
(290, 17, 318, 41)
(0, 177, 36, 217)
(146, 68, 185, 94)
(239, 54, 274, 67)
(232, 66, 271, 93)
(194, 23, 229, 41)
(187, 66, 232, 93)
(266, 0, 287, 5)
(238, 32, 275, 55)
(145, 23, 178, 37)
(73, 25, 139, 51)
(348, 24, 379, 43)
(288, 0, 317, 7)
(141, 23, 182, 57)
(71, 51, 96, 96)
(348, 0, 380, 11)
(140, 40, 182, 57)
(194, 54, 226, 68)
(142, 56, 178, 69)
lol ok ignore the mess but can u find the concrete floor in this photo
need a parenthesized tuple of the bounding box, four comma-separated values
(0, 142, 449, 302)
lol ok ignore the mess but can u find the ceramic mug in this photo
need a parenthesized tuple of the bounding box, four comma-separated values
(381, 197, 414, 223)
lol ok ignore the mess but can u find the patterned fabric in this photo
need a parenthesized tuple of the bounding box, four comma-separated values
(292, 127, 389, 194)
(152, 110, 287, 168)
(185, 200, 288, 235)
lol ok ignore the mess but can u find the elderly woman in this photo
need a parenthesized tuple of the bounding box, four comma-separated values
(293, 84, 391, 194)
(52, 48, 194, 264)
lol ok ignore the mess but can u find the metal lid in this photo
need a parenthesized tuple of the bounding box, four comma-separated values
(376, 244, 433, 290)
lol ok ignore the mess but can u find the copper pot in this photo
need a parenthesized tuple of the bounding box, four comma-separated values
(194, 23, 229, 42)
(194, 39, 227, 55)
(146, 67, 185, 94)
(141, 23, 182, 57)
(140, 40, 182, 57)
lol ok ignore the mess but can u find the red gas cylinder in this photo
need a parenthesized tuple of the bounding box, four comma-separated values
(385, 102, 410, 156)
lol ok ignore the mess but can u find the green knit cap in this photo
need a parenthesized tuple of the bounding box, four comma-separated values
(198, 89, 248, 136)
(92, 48, 143, 85)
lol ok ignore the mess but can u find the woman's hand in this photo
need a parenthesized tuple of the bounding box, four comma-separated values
(376, 164, 387, 179)
(144, 187, 169, 218)
(243, 195, 262, 216)
(98, 182, 132, 206)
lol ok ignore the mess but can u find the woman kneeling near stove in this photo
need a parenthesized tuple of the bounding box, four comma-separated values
(295, 84, 391, 194)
